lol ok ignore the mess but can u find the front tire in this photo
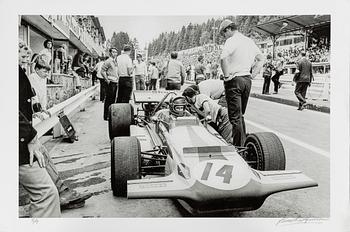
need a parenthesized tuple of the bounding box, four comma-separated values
(111, 136, 141, 197)
(243, 132, 285, 171)
(108, 103, 134, 140)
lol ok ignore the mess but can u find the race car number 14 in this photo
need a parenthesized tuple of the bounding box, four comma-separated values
(194, 160, 251, 190)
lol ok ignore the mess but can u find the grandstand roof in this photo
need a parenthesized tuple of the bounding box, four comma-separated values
(254, 15, 330, 36)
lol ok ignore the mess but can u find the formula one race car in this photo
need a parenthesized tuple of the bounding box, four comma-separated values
(108, 90, 317, 215)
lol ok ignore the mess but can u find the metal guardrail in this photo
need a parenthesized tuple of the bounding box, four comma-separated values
(284, 62, 330, 75)
(280, 73, 330, 85)
(33, 84, 99, 138)
(278, 74, 330, 101)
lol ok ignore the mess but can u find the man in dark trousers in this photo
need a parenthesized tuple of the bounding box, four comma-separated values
(294, 51, 314, 110)
(194, 55, 206, 84)
(116, 45, 133, 103)
(271, 52, 284, 94)
(262, 54, 274, 95)
(219, 19, 264, 146)
(101, 47, 119, 120)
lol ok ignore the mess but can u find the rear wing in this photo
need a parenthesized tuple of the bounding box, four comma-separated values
(133, 90, 182, 104)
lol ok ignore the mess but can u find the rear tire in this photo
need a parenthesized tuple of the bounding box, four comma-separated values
(108, 103, 134, 140)
(243, 132, 285, 171)
(111, 136, 141, 197)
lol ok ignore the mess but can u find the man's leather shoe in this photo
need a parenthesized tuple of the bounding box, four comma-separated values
(61, 200, 85, 210)
(60, 189, 92, 206)
(297, 103, 307, 111)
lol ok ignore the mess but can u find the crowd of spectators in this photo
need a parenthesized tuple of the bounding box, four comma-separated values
(269, 44, 330, 65)
(148, 38, 331, 84)
(307, 45, 330, 63)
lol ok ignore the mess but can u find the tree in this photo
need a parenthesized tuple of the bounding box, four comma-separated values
(165, 32, 174, 53)
(173, 26, 184, 51)
(146, 15, 288, 56)
(110, 31, 131, 55)
(199, 31, 211, 45)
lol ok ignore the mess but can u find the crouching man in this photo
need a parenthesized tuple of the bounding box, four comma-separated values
(182, 86, 232, 144)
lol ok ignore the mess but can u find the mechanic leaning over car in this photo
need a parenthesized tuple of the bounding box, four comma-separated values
(188, 78, 227, 108)
(219, 19, 264, 146)
(183, 86, 232, 144)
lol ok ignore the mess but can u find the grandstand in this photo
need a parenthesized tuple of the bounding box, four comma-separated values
(253, 15, 330, 60)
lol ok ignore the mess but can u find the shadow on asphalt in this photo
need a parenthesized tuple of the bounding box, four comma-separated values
(172, 200, 243, 217)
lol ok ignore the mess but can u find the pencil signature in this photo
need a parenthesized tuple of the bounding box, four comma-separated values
(31, 218, 39, 224)
(276, 218, 327, 226)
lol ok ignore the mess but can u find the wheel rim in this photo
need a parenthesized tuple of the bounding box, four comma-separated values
(245, 141, 263, 170)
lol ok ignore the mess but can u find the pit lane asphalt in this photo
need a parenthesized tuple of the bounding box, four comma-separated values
(22, 92, 329, 218)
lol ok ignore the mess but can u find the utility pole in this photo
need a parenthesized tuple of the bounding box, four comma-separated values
(212, 26, 218, 44)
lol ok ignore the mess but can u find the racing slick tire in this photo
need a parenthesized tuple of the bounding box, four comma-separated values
(108, 103, 134, 140)
(243, 132, 285, 171)
(111, 136, 141, 197)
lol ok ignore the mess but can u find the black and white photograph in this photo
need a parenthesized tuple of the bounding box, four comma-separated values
(1, 0, 350, 231)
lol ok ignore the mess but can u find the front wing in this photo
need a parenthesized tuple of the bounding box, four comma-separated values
(127, 169, 317, 213)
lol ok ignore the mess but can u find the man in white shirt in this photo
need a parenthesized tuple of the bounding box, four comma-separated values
(28, 55, 50, 116)
(94, 57, 106, 101)
(116, 45, 133, 103)
(134, 54, 148, 90)
(219, 19, 264, 146)
(148, 61, 159, 90)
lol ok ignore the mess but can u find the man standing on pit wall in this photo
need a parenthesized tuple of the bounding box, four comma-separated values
(117, 45, 133, 103)
(219, 19, 264, 146)
(294, 51, 313, 110)
(165, 51, 186, 90)
(134, 53, 148, 90)
(101, 47, 119, 121)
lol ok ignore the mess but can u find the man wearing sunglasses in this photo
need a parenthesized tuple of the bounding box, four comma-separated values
(219, 19, 264, 146)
